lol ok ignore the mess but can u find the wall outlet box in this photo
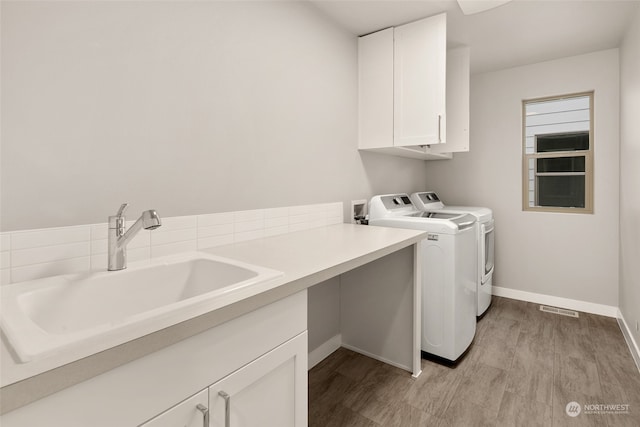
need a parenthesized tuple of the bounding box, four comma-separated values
(351, 199, 367, 224)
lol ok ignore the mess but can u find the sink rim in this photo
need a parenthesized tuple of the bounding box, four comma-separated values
(0, 251, 284, 363)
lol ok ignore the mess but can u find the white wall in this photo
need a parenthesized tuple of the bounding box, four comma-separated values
(307, 277, 340, 353)
(619, 7, 640, 348)
(423, 49, 620, 307)
(0, 0, 428, 231)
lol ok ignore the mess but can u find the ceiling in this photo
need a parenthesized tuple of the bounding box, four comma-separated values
(308, 0, 639, 74)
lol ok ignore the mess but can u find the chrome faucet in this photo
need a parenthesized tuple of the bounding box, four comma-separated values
(108, 203, 161, 271)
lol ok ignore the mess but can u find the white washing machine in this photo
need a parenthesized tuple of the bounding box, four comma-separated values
(368, 194, 477, 364)
(410, 191, 494, 317)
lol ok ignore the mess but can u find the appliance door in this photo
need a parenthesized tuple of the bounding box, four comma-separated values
(480, 219, 495, 284)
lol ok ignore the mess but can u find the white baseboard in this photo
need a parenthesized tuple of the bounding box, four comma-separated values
(308, 334, 342, 370)
(340, 343, 411, 373)
(492, 286, 619, 318)
(308, 336, 414, 375)
(617, 310, 640, 373)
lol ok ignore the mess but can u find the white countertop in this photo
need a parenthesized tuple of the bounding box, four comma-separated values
(1, 223, 426, 413)
(203, 223, 426, 289)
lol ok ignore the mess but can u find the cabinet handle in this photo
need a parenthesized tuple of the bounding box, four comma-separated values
(196, 404, 209, 427)
(438, 114, 442, 144)
(219, 391, 231, 427)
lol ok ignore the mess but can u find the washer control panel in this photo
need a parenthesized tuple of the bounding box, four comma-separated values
(392, 195, 412, 206)
(381, 194, 414, 210)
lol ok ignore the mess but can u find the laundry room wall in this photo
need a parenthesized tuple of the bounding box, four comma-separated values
(0, 0, 428, 232)
(1, 0, 430, 367)
(423, 49, 620, 309)
(619, 7, 640, 349)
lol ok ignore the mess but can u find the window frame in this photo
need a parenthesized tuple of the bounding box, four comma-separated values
(522, 92, 594, 214)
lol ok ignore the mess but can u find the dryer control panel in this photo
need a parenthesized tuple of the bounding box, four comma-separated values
(421, 192, 440, 202)
(410, 191, 445, 210)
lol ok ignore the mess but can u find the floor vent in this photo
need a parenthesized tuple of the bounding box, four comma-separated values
(539, 305, 579, 318)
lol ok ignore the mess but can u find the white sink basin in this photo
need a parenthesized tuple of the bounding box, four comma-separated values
(1, 252, 283, 363)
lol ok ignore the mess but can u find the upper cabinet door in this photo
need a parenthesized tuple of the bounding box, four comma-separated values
(425, 46, 470, 155)
(358, 28, 394, 150)
(393, 14, 447, 147)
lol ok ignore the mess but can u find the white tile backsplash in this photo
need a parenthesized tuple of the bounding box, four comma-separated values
(265, 216, 288, 229)
(326, 203, 344, 225)
(0, 233, 10, 252)
(1, 202, 343, 285)
(151, 240, 198, 258)
(264, 225, 288, 237)
(264, 207, 289, 219)
(289, 204, 317, 216)
(150, 228, 197, 246)
(234, 219, 264, 233)
(234, 229, 264, 243)
(234, 209, 264, 222)
(288, 213, 311, 225)
(1, 251, 10, 269)
(290, 211, 326, 226)
(198, 223, 234, 239)
(0, 268, 10, 285)
(11, 242, 90, 267)
(157, 216, 197, 231)
(90, 224, 109, 241)
(197, 212, 234, 227)
(89, 253, 108, 272)
(11, 226, 89, 250)
(197, 234, 234, 250)
(289, 222, 315, 233)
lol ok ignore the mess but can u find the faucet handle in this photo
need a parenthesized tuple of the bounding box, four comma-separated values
(116, 203, 129, 218)
(109, 203, 129, 230)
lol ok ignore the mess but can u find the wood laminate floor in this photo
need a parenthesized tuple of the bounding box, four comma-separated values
(308, 296, 640, 427)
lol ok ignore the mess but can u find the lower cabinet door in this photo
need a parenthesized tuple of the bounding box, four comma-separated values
(209, 331, 308, 427)
(140, 389, 209, 427)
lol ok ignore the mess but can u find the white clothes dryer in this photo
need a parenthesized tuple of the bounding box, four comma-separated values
(369, 194, 477, 364)
(410, 191, 494, 317)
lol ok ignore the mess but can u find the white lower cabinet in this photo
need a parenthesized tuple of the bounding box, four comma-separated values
(141, 389, 209, 427)
(141, 332, 307, 427)
(209, 332, 307, 427)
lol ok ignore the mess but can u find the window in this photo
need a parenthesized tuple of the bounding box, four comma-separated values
(522, 92, 593, 213)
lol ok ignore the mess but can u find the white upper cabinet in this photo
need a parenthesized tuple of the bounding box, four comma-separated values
(424, 46, 470, 156)
(358, 13, 470, 160)
(393, 14, 446, 148)
(358, 28, 394, 151)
